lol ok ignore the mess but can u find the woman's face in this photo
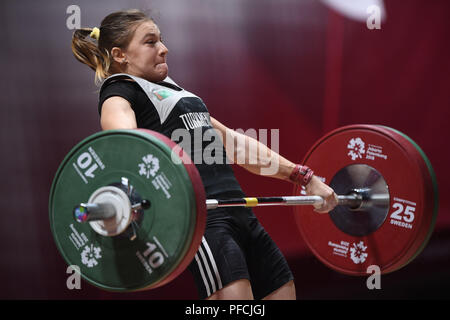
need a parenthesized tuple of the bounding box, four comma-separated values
(122, 20, 169, 82)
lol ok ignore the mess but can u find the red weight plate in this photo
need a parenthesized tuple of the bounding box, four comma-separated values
(374, 126, 438, 273)
(136, 129, 206, 289)
(293, 124, 438, 275)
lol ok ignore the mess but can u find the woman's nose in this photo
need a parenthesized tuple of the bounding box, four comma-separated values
(159, 42, 169, 56)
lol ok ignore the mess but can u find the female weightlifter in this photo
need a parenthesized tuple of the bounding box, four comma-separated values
(71, 9, 338, 300)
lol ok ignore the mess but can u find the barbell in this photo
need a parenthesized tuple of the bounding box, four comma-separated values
(49, 124, 439, 291)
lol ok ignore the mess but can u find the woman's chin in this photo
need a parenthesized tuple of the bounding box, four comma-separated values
(155, 63, 169, 77)
(139, 65, 169, 82)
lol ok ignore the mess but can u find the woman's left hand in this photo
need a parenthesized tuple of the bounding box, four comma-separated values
(304, 176, 339, 214)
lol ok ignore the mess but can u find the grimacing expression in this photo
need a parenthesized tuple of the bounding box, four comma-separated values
(122, 21, 169, 82)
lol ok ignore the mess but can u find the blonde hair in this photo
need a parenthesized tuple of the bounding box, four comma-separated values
(71, 9, 152, 84)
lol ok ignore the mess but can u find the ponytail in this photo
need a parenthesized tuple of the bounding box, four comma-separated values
(71, 28, 111, 85)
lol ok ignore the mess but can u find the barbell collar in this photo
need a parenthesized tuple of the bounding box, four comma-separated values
(131, 199, 151, 211)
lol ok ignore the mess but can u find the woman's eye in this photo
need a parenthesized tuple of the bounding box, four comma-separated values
(145, 37, 162, 45)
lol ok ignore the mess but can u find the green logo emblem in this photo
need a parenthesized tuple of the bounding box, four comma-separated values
(154, 89, 173, 101)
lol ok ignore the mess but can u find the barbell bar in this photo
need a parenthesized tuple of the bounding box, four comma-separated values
(72, 191, 386, 224)
(204, 190, 390, 210)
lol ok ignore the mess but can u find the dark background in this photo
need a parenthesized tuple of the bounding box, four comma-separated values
(1, 0, 449, 299)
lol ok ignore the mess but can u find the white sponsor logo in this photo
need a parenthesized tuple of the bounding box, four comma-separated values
(347, 137, 366, 160)
(347, 138, 387, 161)
(350, 241, 368, 264)
(138, 154, 160, 178)
(81, 244, 102, 268)
(328, 240, 368, 264)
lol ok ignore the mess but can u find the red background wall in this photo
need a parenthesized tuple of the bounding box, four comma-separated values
(1, 0, 449, 299)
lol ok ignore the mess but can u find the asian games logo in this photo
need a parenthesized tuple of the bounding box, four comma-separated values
(347, 137, 365, 161)
(138, 154, 160, 179)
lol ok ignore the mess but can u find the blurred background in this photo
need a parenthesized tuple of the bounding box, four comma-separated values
(1, 0, 449, 299)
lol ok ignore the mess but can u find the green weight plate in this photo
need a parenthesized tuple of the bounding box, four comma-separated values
(49, 129, 206, 291)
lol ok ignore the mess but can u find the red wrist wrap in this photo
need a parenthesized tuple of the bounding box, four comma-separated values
(289, 164, 314, 186)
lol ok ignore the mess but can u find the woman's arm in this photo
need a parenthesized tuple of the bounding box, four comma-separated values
(100, 96, 138, 130)
(210, 116, 338, 213)
(210, 117, 295, 181)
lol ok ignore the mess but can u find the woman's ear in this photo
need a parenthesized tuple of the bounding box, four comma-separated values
(111, 47, 127, 64)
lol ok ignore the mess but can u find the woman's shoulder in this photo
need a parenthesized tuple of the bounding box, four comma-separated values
(98, 78, 151, 114)
(99, 77, 151, 106)
(98, 78, 146, 116)
(100, 78, 141, 95)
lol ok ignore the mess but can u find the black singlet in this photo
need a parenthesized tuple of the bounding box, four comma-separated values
(98, 74, 244, 198)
